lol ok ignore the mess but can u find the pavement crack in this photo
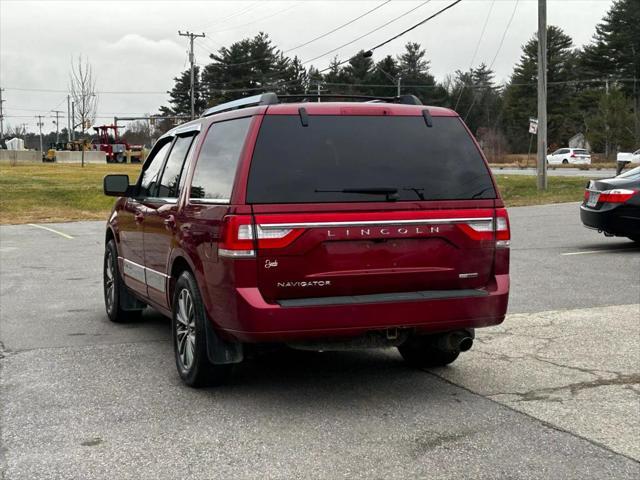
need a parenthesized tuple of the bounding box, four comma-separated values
(489, 373, 640, 402)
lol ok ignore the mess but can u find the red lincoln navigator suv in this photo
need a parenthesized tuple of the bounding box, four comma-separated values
(103, 92, 510, 387)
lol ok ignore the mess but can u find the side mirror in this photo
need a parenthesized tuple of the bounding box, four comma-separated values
(104, 174, 132, 197)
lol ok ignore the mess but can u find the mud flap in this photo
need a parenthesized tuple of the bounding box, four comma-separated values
(205, 319, 244, 364)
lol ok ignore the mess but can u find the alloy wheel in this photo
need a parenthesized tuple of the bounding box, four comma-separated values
(104, 251, 115, 313)
(176, 288, 196, 371)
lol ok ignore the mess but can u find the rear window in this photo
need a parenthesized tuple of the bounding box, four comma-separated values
(574, 149, 588, 155)
(190, 117, 251, 200)
(246, 115, 495, 203)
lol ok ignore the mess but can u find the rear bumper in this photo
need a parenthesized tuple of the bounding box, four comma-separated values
(220, 274, 509, 342)
(580, 204, 640, 237)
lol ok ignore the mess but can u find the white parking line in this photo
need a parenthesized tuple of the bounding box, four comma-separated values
(561, 249, 627, 256)
(27, 223, 74, 239)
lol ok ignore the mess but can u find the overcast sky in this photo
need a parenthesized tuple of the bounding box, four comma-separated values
(1, 0, 614, 133)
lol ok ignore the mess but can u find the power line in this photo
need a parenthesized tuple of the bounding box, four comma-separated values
(284, 1, 391, 54)
(463, 0, 520, 121)
(303, 0, 434, 67)
(454, 0, 496, 111)
(367, 0, 463, 53)
(211, 3, 301, 34)
(201, 1, 392, 70)
(199, 2, 261, 31)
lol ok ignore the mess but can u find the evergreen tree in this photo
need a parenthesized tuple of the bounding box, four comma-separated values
(370, 55, 400, 97)
(586, 88, 635, 158)
(581, 0, 640, 143)
(160, 67, 206, 117)
(397, 42, 447, 105)
(502, 26, 581, 152)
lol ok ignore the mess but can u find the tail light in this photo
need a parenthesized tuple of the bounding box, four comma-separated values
(458, 208, 510, 247)
(598, 189, 638, 204)
(218, 215, 304, 258)
(570, 152, 576, 158)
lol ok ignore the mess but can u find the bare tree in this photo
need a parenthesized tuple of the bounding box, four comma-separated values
(69, 55, 97, 134)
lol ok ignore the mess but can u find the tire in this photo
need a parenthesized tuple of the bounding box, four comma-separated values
(398, 336, 460, 368)
(172, 271, 233, 387)
(103, 239, 144, 323)
(562, 159, 569, 164)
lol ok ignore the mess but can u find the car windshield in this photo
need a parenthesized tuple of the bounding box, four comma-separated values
(618, 166, 640, 178)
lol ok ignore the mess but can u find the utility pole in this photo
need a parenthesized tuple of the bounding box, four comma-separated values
(71, 101, 75, 141)
(35, 115, 44, 156)
(397, 76, 402, 97)
(178, 30, 206, 120)
(536, 0, 547, 191)
(67, 95, 72, 143)
(0, 88, 5, 140)
(51, 110, 63, 144)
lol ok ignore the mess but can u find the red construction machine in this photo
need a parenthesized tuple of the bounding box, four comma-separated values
(92, 125, 143, 163)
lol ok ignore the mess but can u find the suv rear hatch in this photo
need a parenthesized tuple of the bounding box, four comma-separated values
(243, 110, 505, 303)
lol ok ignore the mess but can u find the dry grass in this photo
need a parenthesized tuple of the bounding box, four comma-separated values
(0, 163, 590, 225)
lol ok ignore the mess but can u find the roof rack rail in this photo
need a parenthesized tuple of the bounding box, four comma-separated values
(278, 93, 423, 105)
(201, 92, 278, 117)
(200, 92, 423, 117)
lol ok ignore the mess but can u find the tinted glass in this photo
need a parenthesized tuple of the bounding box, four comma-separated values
(574, 149, 588, 155)
(139, 141, 171, 197)
(190, 117, 251, 200)
(246, 116, 495, 203)
(157, 135, 194, 198)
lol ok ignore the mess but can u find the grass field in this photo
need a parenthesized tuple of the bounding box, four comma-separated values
(0, 163, 589, 224)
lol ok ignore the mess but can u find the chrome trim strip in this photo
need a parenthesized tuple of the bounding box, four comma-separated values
(122, 258, 146, 284)
(259, 217, 493, 230)
(121, 257, 169, 291)
(145, 267, 168, 293)
(189, 198, 231, 205)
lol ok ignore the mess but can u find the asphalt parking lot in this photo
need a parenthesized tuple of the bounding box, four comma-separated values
(1, 202, 639, 479)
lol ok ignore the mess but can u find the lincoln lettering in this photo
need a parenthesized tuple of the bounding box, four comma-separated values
(326, 226, 440, 237)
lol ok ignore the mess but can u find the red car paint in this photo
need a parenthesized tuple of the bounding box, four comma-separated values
(106, 102, 510, 345)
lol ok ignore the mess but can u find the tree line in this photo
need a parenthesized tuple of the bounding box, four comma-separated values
(160, 0, 638, 158)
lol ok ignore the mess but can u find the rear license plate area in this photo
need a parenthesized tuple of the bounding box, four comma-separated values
(586, 191, 600, 207)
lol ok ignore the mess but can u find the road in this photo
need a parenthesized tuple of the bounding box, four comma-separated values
(491, 167, 617, 178)
(1, 203, 639, 479)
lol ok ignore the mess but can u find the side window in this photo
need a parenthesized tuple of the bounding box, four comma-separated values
(156, 135, 195, 198)
(139, 140, 172, 197)
(190, 117, 252, 200)
(559, 149, 569, 155)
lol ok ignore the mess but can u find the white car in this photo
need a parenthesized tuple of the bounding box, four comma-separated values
(547, 148, 591, 165)
(617, 149, 640, 164)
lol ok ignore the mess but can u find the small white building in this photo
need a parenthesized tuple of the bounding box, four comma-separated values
(5, 137, 26, 150)
(568, 133, 591, 151)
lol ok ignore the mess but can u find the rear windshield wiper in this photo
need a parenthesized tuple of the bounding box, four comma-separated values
(315, 187, 400, 201)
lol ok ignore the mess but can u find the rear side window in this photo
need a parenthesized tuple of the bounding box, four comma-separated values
(157, 135, 194, 198)
(190, 117, 252, 200)
(246, 116, 495, 203)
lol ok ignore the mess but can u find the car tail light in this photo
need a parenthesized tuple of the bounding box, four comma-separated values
(598, 189, 638, 203)
(218, 215, 304, 258)
(458, 208, 510, 247)
(570, 152, 576, 158)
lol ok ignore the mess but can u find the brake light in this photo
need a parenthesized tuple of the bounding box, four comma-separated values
(584, 189, 590, 201)
(457, 208, 510, 247)
(598, 189, 638, 203)
(570, 152, 576, 158)
(218, 215, 304, 258)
